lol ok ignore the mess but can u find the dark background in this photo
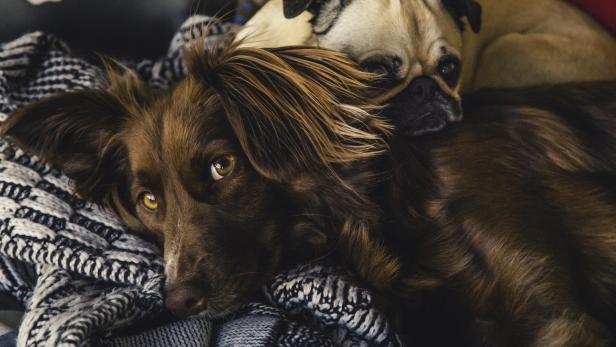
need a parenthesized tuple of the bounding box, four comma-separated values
(2, 1, 614, 60)
(0, 0, 236, 59)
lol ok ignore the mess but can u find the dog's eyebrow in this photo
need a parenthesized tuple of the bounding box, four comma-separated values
(194, 138, 235, 160)
(135, 170, 160, 188)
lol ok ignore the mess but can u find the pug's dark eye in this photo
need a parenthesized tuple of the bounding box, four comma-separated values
(437, 56, 461, 86)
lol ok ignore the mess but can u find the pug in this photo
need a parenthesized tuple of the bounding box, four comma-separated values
(236, 0, 616, 135)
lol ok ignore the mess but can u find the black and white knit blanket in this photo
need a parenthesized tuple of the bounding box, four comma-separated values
(0, 16, 400, 347)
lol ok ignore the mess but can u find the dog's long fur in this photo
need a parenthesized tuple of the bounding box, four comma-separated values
(366, 82, 616, 346)
(1, 42, 396, 317)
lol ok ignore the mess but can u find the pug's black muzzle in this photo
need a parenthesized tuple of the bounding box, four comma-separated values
(386, 77, 462, 136)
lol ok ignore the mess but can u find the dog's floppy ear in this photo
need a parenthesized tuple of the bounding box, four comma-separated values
(186, 42, 391, 182)
(1, 67, 147, 205)
(443, 0, 482, 33)
(283, 0, 315, 18)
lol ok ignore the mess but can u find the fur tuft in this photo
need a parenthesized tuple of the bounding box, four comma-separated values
(185, 39, 392, 181)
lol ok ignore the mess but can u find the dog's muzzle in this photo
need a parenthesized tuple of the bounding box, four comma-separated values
(385, 77, 462, 136)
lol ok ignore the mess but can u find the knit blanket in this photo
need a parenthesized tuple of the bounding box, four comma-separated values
(0, 16, 400, 347)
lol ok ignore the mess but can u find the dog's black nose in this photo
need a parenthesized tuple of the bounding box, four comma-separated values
(409, 77, 438, 102)
(360, 55, 402, 80)
(165, 286, 207, 317)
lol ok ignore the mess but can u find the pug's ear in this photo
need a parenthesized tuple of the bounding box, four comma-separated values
(444, 0, 482, 33)
(463, 0, 482, 33)
(283, 0, 314, 18)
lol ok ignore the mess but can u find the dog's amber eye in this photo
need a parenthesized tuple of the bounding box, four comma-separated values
(211, 155, 235, 181)
(140, 192, 159, 211)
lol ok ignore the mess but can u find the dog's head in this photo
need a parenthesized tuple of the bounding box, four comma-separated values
(2, 43, 390, 318)
(246, 0, 482, 135)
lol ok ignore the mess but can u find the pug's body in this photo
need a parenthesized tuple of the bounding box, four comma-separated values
(458, 0, 616, 92)
(237, 0, 616, 133)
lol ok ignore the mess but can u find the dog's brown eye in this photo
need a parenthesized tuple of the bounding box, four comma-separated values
(140, 192, 159, 211)
(211, 155, 235, 181)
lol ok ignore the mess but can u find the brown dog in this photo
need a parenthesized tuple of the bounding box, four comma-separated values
(1, 43, 394, 318)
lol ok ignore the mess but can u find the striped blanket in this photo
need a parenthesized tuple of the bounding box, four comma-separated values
(0, 16, 400, 347)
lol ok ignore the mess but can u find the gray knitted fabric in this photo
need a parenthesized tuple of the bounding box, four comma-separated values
(0, 16, 400, 347)
(104, 315, 211, 347)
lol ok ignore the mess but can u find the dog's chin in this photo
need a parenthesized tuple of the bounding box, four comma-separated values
(195, 289, 259, 319)
(197, 302, 245, 319)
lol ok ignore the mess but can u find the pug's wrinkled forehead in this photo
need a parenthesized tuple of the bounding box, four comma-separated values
(284, 0, 480, 35)
(316, 1, 459, 97)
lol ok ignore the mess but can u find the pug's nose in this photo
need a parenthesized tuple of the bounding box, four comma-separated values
(360, 55, 402, 80)
(165, 286, 207, 317)
(409, 77, 438, 102)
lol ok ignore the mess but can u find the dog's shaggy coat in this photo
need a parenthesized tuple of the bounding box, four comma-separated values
(366, 82, 616, 346)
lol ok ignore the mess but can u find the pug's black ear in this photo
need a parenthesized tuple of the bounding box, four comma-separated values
(283, 0, 314, 18)
(463, 0, 482, 33)
(444, 0, 482, 33)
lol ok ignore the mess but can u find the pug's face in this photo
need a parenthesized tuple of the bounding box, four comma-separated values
(282, 0, 482, 135)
